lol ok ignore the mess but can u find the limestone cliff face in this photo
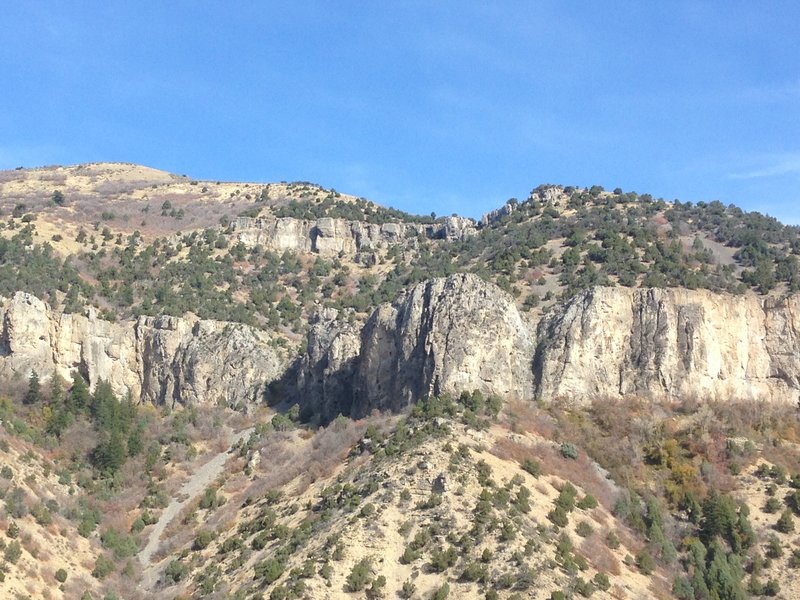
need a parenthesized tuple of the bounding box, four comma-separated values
(4, 281, 800, 415)
(298, 274, 537, 420)
(295, 308, 361, 419)
(534, 287, 800, 405)
(232, 215, 476, 257)
(0, 293, 286, 407)
(352, 274, 536, 416)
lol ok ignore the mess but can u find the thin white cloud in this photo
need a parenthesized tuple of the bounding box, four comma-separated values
(729, 153, 800, 179)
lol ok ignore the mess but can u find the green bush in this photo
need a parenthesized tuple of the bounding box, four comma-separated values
(4, 540, 22, 563)
(194, 530, 215, 550)
(576, 521, 593, 537)
(55, 568, 68, 583)
(165, 559, 188, 583)
(366, 575, 386, 599)
(548, 506, 569, 527)
(92, 554, 115, 579)
(461, 561, 489, 582)
(431, 582, 450, 600)
(776, 508, 795, 533)
(560, 443, 579, 460)
(594, 572, 610, 591)
(764, 497, 782, 513)
(635, 550, 655, 574)
(254, 557, 285, 583)
(521, 458, 541, 477)
(346, 558, 372, 592)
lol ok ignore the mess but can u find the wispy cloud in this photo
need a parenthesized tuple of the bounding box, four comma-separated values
(729, 153, 800, 179)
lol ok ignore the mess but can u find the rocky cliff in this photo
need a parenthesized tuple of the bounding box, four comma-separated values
(3, 281, 800, 415)
(299, 280, 800, 418)
(0, 293, 286, 407)
(298, 274, 537, 420)
(232, 215, 476, 257)
(534, 286, 800, 405)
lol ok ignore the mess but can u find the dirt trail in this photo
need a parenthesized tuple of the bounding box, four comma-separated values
(138, 427, 253, 589)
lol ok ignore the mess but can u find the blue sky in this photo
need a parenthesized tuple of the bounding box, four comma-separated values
(1, 2, 799, 223)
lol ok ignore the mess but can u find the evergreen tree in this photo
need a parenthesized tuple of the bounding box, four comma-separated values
(92, 430, 126, 475)
(69, 371, 90, 412)
(49, 373, 65, 406)
(23, 371, 41, 405)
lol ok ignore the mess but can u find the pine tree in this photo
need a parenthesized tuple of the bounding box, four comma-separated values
(92, 430, 126, 475)
(69, 371, 90, 412)
(49, 373, 64, 406)
(23, 371, 41, 405)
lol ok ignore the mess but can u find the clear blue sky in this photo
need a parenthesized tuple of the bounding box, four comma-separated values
(2, 2, 799, 223)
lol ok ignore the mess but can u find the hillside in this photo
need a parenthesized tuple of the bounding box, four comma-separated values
(1, 163, 800, 600)
(0, 164, 797, 334)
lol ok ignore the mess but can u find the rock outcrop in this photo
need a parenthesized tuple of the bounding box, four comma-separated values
(298, 274, 537, 420)
(4, 281, 800, 415)
(232, 215, 476, 257)
(534, 287, 800, 405)
(0, 293, 286, 407)
(295, 307, 361, 419)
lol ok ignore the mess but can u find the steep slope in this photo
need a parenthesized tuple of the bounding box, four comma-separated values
(139, 401, 666, 599)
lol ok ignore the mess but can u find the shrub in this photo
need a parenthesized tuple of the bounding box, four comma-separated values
(635, 550, 655, 574)
(461, 561, 488, 582)
(574, 577, 595, 597)
(549, 506, 569, 527)
(199, 486, 225, 510)
(4, 540, 22, 563)
(346, 558, 372, 592)
(764, 578, 780, 596)
(431, 582, 450, 600)
(577, 494, 598, 510)
(254, 557, 285, 583)
(560, 443, 579, 460)
(521, 458, 541, 477)
(400, 546, 420, 564)
(764, 497, 782, 513)
(399, 580, 416, 599)
(576, 521, 593, 537)
(194, 530, 215, 550)
(605, 531, 620, 549)
(92, 554, 115, 579)
(766, 534, 783, 558)
(429, 546, 458, 572)
(7, 521, 20, 538)
(776, 508, 795, 533)
(165, 560, 188, 583)
(366, 575, 386, 599)
(55, 568, 68, 583)
(593, 572, 610, 591)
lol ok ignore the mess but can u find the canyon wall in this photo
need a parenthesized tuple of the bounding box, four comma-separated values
(3, 280, 799, 414)
(0, 293, 286, 407)
(534, 287, 800, 405)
